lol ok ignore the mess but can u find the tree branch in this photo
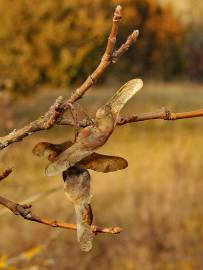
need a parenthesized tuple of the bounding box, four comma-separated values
(0, 168, 12, 182)
(3, 105, 202, 152)
(0, 96, 64, 150)
(67, 5, 123, 104)
(0, 169, 121, 234)
(0, 5, 139, 151)
(112, 30, 139, 63)
(58, 107, 203, 128)
(65, 5, 139, 104)
(117, 107, 203, 125)
(0, 196, 122, 234)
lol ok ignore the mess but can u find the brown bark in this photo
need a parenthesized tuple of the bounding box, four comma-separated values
(0, 195, 122, 234)
(0, 168, 12, 181)
(0, 5, 139, 151)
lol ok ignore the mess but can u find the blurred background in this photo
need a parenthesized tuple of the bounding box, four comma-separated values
(0, 0, 203, 269)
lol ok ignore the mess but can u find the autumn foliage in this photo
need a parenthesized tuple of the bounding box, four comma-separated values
(186, 24, 203, 81)
(0, 0, 185, 93)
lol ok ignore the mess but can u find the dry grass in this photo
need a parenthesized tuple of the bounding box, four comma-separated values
(1, 81, 203, 270)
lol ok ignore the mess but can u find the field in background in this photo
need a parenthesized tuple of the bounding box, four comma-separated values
(159, 0, 203, 23)
(1, 81, 203, 270)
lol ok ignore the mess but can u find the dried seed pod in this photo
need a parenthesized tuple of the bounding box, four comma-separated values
(63, 167, 93, 252)
(33, 141, 128, 174)
(46, 79, 143, 176)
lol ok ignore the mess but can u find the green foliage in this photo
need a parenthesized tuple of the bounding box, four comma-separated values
(0, 0, 185, 94)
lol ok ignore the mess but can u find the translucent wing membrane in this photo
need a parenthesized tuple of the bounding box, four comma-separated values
(96, 79, 143, 121)
(63, 167, 93, 251)
(74, 203, 94, 252)
(107, 79, 143, 115)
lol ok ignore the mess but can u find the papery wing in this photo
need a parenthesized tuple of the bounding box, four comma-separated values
(45, 142, 93, 176)
(32, 141, 73, 161)
(74, 203, 94, 252)
(79, 152, 128, 173)
(96, 79, 143, 121)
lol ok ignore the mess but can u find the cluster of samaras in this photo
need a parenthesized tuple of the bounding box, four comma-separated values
(32, 79, 143, 251)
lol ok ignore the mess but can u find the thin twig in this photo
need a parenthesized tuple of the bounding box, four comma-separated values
(67, 5, 123, 104)
(58, 107, 203, 128)
(2, 103, 193, 157)
(117, 107, 203, 125)
(0, 96, 64, 150)
(112, 30, 139, 63)
(0, 196, 123, 234)
(0, 5, 138, 151)
(0, 168, 12, 181)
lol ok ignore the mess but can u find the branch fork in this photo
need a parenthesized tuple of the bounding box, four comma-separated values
(0, 193, 122, 235)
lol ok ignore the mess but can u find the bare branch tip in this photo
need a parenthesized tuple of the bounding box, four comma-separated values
(116, 5, 122, 12)
(131, 78, 143, 90)
(133, 29, 139, 37)
(114, 5, 122, 18)
(113, 227, 123, 234)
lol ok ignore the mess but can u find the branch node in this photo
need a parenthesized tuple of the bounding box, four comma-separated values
(114, 5, 122, 21)
(163, 108, 176, 120)
(89, 75, 95, 84)
(16, 204, 32, 219)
